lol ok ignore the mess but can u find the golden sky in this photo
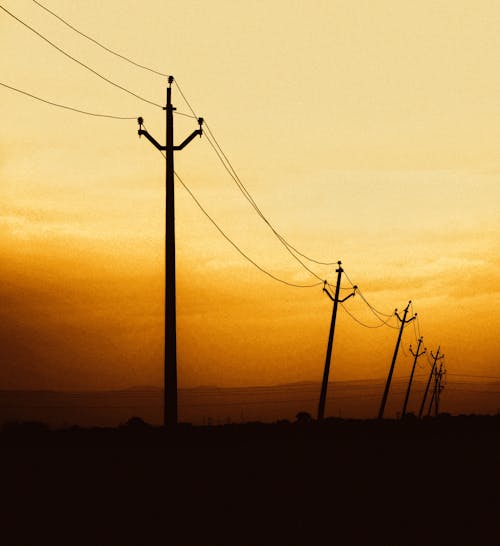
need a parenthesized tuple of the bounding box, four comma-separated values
(1, 1, 499, 415)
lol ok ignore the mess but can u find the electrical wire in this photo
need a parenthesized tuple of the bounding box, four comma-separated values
(416, 312, 422, 339)
(445, 387, 500, 394)
(204, 126, 335, 269)
(174, 170, 323, 288)
(140, 120, 323, 288)
(174, 111, 198, 119)
(0, 4, 162, 109)
(356, 289, 398, 329)
(203, 131, 324, 283)
(342, 269, 396, 321)
(340, 302, 396, 329)
(173, 79, 198, 118)
(447, 373, 500, 380)
(426, 352, 436, 368)
(341, 268, 399, 329)
(31, 0, 169, 77)
(173, 79, 338, 269)
(410, 302, 420, 344)
(0, 81, 136, 119)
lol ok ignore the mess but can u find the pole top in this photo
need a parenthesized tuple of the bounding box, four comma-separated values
(168, 75, 174, 86)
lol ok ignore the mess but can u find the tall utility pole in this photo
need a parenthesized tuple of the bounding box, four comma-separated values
(138, 76, 203, 427)
(378, 301, 416, 419)
(317, 261, 356, 421)
(418, 347, 444, 419)
(401, 336, 426, 419)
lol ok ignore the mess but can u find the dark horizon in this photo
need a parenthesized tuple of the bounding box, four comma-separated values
(1, 377, 498, 429)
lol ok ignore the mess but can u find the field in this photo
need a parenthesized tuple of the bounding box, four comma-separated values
(1, 415, 498, 545)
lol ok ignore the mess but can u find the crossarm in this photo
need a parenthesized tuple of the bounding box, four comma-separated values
(174, 129, 203, 150)
(138, 129, 166, 151)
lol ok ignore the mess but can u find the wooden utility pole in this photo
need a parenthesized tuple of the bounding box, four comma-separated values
(378, 301, 416, 419)
(401, 336, 426, 419)
(317, 261, 356, 421)
(138, 76, 203, 427)
(418, 347, 444, 419)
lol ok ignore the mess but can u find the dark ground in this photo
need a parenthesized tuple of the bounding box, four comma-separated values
(1, 415, 498, 545)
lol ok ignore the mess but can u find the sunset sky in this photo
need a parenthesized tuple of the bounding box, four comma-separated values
(1, 1, 499, 417)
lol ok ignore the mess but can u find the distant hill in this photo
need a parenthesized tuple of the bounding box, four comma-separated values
(0, 378, 498, 428)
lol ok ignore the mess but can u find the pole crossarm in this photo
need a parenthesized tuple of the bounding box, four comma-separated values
(174, 123, 203, 150)
(322, 281, 357, 303)
(395, 308, 417, 325)
(138, 127, 166, 150)
(409, 339, 427, 359)
(137, 116, 203, 152)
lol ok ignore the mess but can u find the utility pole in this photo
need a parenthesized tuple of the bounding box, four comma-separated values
(137, 76, 203, 427)
(418, 347, 444, 419)
(401, 336, 426, 419)
(317, 261, 356, 421)
(378, 301, 416, 419)
(435, 366, 446, 416)
(428, 360, 444, 417)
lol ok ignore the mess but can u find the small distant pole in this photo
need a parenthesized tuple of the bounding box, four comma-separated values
(378, 302, 416, 419)
(401, 337, 426, 419)
(435, 365, 446, 415)
(317, 261, 356, 421)
(137, 76, 203, 427)
(418, 347, 444, 419)
(428, 360, 444, 417)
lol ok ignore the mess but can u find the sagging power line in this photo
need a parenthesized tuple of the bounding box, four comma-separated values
(0, 4, 162, 108)
(31, 0, 169, 77)
(173, 79, 339, 271)
(0, 3, 457, 418)
(0, 81, 136, 119)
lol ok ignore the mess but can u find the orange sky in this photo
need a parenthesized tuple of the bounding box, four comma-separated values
(1, 1, 499, 416)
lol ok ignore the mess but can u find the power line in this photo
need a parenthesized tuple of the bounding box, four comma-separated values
(410, 301, 422, 344)
(342, 269, 395, 320)
(340, 302, 396, 329)
(0, 4, 162, 109)
(174, 171, 323, 289)
(447, 373, 500, 380)
(31, 0, 169, 77)
(141, 121, 322, 288)
(174, 80, 199, 119)
(204, 126, 335, 270)
(203, 131, 324, 283)
(341, 268, 399, 329)
(173, 79, 338, 269)
(445, 388, 500, 394)
(174, 111, 198, 119)
(0, 81, 136, 119)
